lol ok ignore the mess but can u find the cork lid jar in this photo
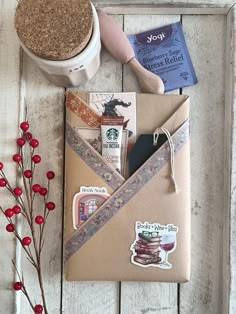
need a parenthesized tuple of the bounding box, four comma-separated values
(15, 0, 93, 61)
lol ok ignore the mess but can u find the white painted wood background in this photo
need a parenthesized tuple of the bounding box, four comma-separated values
(0, 1, 236, 313)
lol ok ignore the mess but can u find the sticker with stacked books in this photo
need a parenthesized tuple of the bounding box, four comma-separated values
(131, 221, 178, 269)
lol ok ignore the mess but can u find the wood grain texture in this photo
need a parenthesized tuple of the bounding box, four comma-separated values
(121, 14, 180, 314)
(0, 1, 235, 313)
(179, 15, 226, 314)
(98, 6, 228, 16)
(225, 6, 236, 314)
(120, 282, 178, 314)
(223, 7, 233, 314)
(0, 0, 21, 313)
(94, 0, 233, 15)
(17, 53, 65, 313)
(61, 15, 123, 314)
(95, 0, 234, 5)
(63, 281, 119, 314)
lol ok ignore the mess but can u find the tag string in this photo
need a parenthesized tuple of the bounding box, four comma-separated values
(153, 127, 180, 194)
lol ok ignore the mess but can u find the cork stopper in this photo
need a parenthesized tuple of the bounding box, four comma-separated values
(15, 0, 93, 61)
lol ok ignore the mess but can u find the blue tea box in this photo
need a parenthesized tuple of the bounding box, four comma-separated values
(128, 22, 197, 92)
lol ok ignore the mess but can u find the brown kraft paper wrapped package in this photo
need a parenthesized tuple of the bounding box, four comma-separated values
(64, 91, 191, 282)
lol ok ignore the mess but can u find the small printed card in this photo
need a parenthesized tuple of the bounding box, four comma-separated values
(75, 127, 129, 177)
(89, 92, 136, 145)
(72, 186, 110, 229)
(128, 22, 197, 92)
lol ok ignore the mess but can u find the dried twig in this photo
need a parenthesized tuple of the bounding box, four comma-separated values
(0, 121, 56, 314)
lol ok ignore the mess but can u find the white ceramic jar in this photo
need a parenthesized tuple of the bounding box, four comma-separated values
(17, 3, 101, 87)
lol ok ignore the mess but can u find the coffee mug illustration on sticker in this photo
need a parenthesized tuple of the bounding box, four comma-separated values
(130, 221, 178, 269)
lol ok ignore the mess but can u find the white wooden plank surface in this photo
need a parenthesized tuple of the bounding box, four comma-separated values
(0, 1, 236, 314)
(223, 7, 233, 314)
(226, 6, 236, 314)
(179, 15, 226, 314)
(62, 15, 123, 314)
(17, 53, 64, 313)
(121, 14, 180, 314)
(0, 0, 21, 313)
(95, 0, 233, 15)
(95, 0, 234, 5)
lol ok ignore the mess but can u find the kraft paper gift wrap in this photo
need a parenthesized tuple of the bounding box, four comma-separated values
(64, 91, 191, 282)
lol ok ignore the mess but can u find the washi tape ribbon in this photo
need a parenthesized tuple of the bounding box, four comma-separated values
(66, 123, 125, 190)
(65, 119, 190, 261)
(65, 92, 101, 128)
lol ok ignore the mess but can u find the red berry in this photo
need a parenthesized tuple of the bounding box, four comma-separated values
(46, 202, 55, 211)
(22, 236, 31, 246)
(14, 187, 22, 196)
(13, 205, 21, 214)
(0, 178, 7, 187)
(13, 282, 22, 291)
(39, 188, 47, 196)
(6, 223, 15, 232)
(35, 215, 44, 224)
(20, 121, 29, 132)
(24, 170, 32, 178)
(13, 154, 22, 163)
(34, 304, 43, 313)
(30, 139, 39, 148)
(17, 138, 26, 147)
(24, 132, 32, 141)
(0, 162, 4, 170)
(5, 208, 14, 218)
(32, 184, 41, 193)
(32, 155, 41, 164)
(46, 171, 55, 180)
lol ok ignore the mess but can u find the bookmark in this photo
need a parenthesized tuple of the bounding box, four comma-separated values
(128, 134, 166, 176)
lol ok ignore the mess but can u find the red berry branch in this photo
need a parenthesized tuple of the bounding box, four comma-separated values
(0, 121, 56, 314)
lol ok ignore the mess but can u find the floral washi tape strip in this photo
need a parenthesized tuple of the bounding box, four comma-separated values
(65, 92, 101, 128)
(65, 119, 189, 261)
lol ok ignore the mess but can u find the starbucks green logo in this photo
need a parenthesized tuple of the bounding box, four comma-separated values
(106, 128, 119, 140)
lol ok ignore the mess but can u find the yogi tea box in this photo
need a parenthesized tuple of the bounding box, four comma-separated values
(128, 22, 197, 92)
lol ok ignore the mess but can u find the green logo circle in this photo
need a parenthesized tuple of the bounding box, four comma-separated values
(106, 128, 119, 140)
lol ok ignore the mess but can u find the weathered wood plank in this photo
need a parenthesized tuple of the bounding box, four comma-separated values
(225, 6, 236, 314)
(120, 14, 180, 314)
(0, 0, 21, 313)
(1, 1, 235, 313)
(63, 281, 119, 314)
(62, 15, 123, 314)
(179, 15, 226, 314)
(17, 53, 65, 313)
(97, 6, 227, 16)
(95, 0, 234, 6)
(121, 282, 178, 314)
(223, 7, 233, 314)
(94, 0, 233, 15)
